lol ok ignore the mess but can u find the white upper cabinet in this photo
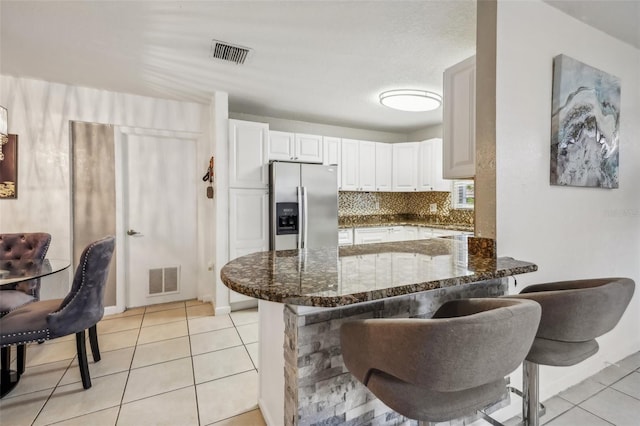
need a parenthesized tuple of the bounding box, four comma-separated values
(323, 136, 341, 188)
(295, 133, 323, 163)
(443, 55, 476, 179)
(340, 139, 376, 191)
(268, 131, 323, 163)
(375, 142, 393, 191)
(419, 138, 452, 192)
(268, 130, 295, 161)
(229, 119, 269, 189)
(340, 139, 359, 190)
(392, 142, 420, 191)
(323, 137, 341, 166)
(358, 141, 376, 191)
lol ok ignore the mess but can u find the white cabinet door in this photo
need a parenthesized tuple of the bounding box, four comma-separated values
(392, 142, 419, 191)
(354, 227, 389, 245)
(229, 119, 269, 189)
(375, 142, 393, 191)
(429, 138, 453, 191)
(388, 226, 405, 242)
(324, 136, 341, 188)
(340, 139, 359, 190)
(338, 228, 353, 246)
(269, 130, 294, 161)
(323, 137, 341, 166)
(418, 139, 436, 191)
(269, 131, 323, 163)
(403, 226, 419, 241)
(358, 141, 376, 191)
(419, 138, 452, 192)
(418, 227, 434, 240)
(295, 133, 323, 163)
(228, 188, 269, 302)
(443, 55, 476, 179)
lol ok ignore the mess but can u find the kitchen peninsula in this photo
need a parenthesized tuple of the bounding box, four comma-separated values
(221, 236, 537, 426)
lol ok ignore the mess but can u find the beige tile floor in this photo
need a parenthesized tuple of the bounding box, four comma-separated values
(2, 300, 639, 426)
(0, 301, 265, 426)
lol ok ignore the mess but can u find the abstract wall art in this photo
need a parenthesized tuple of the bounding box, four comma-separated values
(550, 54, 620, 188)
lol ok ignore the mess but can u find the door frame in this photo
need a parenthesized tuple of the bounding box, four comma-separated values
(113, 126, 203, 313)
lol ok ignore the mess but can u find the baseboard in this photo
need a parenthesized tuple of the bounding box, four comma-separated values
(215, 305, 231, 315)
(104, 306, 124, 316)
(200, 293, 213, 303)
(230, 299, 258, 311)
(258, 398, 276, 426)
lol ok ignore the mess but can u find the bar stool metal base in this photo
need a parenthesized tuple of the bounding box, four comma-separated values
(523, 360, 540, 426)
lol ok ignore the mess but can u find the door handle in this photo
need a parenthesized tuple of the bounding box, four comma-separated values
(127, 229, 141, 236)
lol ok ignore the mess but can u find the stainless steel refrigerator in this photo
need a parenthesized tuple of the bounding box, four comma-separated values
(270, 161, 338, 250)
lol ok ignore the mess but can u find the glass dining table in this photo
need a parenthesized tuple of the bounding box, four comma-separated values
(0, 258, 71, 398)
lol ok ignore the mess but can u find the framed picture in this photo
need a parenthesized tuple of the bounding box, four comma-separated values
(0, 134, 18, 199)
(550, 54, 620, 188)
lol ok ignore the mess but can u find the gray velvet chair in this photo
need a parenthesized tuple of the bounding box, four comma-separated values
(340, 298, 542, 424)
(509, 277, 635, 426)
(0, 233, 51, 377)
(0, 236, 115, 390)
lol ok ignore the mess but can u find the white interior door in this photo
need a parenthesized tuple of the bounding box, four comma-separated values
(121, 128, 198, 308)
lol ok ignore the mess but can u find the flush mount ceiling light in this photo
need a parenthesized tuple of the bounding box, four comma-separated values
(379, 90, 442, 112)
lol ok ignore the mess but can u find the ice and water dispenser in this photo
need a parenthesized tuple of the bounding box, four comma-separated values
(275, 202, 299, 235)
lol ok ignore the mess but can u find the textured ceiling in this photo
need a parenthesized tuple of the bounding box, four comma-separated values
(0, 1, 476, 133)
(1, 1, 637, 134)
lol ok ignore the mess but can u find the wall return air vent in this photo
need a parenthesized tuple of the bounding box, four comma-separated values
(210, 39, 251, 65)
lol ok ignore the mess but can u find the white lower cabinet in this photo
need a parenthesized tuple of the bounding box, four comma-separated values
(338, 229, 353, 246)
(354, 227, 389, 245)
(432, 229, 463, 237)
(403, 226, 419, 241)
(418, 227, 434, 240)
(228, 188, 269, 303)
(388, 226, 405, 242)
(350, 225, 466, 245)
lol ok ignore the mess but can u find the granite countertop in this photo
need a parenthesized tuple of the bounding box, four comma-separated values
(339, 220, 474, 232)
(220, 237, 536, 307)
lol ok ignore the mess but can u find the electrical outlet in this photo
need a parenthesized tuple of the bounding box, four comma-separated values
(429, 203, 437, 213)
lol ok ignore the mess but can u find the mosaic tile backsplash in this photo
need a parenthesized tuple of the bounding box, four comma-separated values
(338, 191, 474, 226)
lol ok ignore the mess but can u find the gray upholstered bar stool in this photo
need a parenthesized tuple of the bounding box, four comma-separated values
(510, 277, 635, 426)
(340, 298, 542, 425)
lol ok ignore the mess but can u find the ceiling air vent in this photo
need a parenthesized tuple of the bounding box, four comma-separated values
(210, 39, 251, 65)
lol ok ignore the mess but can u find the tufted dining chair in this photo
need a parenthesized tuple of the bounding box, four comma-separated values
(0, 233, 51, 376)
(0, 236, 115, 390)
(341, 298, 542, 424)
(0, 233, 52, 315)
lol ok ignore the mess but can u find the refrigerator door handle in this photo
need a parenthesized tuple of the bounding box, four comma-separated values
(297, 186, 303, 249)
(302, 186, 309, 249)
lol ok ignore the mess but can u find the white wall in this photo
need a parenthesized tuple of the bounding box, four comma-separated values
(0, 76, 212, 306)
(496, 0, 640, 403)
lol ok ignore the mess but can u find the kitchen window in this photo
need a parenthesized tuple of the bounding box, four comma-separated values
(453, 180, 474, 209)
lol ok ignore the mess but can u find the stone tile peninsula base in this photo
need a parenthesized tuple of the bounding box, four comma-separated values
(259, 278, 509, 426)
